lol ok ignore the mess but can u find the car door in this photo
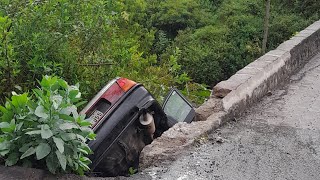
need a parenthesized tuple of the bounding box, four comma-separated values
(162, 88, 195, 127)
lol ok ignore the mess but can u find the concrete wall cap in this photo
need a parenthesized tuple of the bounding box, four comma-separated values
(267, 49, 288, 57)
(296, 29, 316, 37)
(306, 20, 320, 30)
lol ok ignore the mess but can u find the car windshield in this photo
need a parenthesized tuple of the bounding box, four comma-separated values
(163, 91, 192, 122)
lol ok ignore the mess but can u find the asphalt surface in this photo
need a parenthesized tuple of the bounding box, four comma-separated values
(131, 53, 320, 180)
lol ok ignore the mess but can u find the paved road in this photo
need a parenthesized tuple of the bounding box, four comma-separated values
(131, 53, 320, 180)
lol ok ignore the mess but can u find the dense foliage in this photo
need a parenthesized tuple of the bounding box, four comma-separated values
(0, 0, 319, 104)
(0, 76, 95, 175)
(156, 0, 319, 85)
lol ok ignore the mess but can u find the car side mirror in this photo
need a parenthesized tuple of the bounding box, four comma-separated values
(162, 88, 195, 126)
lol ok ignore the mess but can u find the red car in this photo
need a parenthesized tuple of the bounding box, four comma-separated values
(80, 77, 195, 176)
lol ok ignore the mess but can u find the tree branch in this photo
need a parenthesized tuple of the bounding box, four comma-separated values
(76, 62, 114, 66)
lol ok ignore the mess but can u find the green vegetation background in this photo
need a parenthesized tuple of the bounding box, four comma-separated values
(0, 0, 319, 105)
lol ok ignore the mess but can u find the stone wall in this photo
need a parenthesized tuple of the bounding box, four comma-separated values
(216, 20, 320, 115)
(139, 20, 320, 168)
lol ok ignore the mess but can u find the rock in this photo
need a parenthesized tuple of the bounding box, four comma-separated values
(212, 81, 233, 98)
(266, 91, 273, 96)
(215, 137, 224, 143)
(195, 98, 223, 121)
(213, 74, 252, 98)
(139, 120, 217, 169)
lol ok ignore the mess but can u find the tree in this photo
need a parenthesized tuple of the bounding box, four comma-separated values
(262, 0, 271, 54)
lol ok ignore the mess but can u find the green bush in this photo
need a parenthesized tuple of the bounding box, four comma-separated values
(0, 0, 192, 104)
(171, 26, 227, 86)
(145, 0, 214, 38)
(0, 75, 95, 175)
(0, 0, 317, 107)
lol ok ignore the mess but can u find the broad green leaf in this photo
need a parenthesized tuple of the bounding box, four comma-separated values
(32, 89, 43, 99)
(59, 123, 78, 130)
(40, 75, 50, 88)
(69, 90, 79, 99)
(25, 114, 38, 121)
(53, 137, 64, 153)
(60, 106, 77, 116)
(48, 76, 58, 87)
(16, 115, 26, 120)
(12, 135, 21, 141)
(25, 130, 41, 135)
(78, 160, 90, 171)
(0, 122, 10, 129)
(5, 153, 19, 166)
(0, 16, 7, 23)
(76, 115, 91, 127)
(0, 122, 15, 133)
(41, 125, 53, 139)
(11, 93, 28, 108)
(76, 134, 86, 142)
(20, 147, 36, 159)
(0, 109, 13, 122)
(0, 105, 8, 114)
(79, 145, 93, 155)
(55, 150, 67, 170)
(0, 149, 9, 156)
(129, 167, 137, 175)
(15, 122, 24, 131)
(76, 166, 84, 176)
(80, 127, 93, 134)
(75, 101, 87, 108)
(52, 95, 62, 109)
(88, 133, 96, 140)
(74, 162, 79, 172)
(0, 136, 5, 142)
(60, 133, 76, 141)
(79, 156, 91, 164)
(35, 105, 48, 119)
(51, 82, 60, 91)
(79, 126, 95, 140)
(19, 143, 32, 152)
(71, 106, 79, 118)
(27, 100, 37, 111)
(36, 143, 51, 160)
(46, 153, 58, 174)
(78, 120, 91, 127)
(0, 141, 9, 151)
(0, 108, 13, 125)
(59, 114, 74, 121)
(77, 148, 88, 155)
(58, 79, 68, 89)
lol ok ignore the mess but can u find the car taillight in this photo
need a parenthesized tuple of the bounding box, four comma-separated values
(101, 83, 125, 104)
(116, 78, 136, 92)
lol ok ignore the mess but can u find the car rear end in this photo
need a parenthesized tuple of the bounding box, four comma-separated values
(80, 77, 169, 176)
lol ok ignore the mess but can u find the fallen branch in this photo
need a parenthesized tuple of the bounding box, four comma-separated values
(76, 62, 114, 66)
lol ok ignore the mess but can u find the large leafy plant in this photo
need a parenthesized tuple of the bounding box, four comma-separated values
(0, 75, 95, 175)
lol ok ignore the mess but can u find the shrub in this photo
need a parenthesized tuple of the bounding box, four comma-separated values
(0, 75, 95, 175)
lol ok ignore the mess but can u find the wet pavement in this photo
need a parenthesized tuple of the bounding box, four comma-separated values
(131, 53, 320, 180)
